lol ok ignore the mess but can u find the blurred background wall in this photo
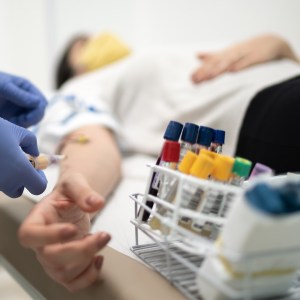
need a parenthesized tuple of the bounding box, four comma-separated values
(0, 0, 299, 91)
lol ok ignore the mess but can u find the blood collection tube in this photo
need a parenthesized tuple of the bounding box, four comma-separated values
(179, 122, 199, 162)
(149, 140, 180, 230)
(210, 129, 225, 153)
(157, 141, 181, 198)
(194, 126, 214, 154)
(178, 150, 198, 226)
(139, 120, 183, 222)
(179, 152, 215, 228)
(193, 154, 234, 237)
(221, 157, 252, 218)
(207, 154, 235, 215)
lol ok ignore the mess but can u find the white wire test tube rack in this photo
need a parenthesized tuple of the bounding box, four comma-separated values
(130, 165, 300, 300)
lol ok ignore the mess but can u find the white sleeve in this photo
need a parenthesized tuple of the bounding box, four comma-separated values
(33, 93, 119, 154)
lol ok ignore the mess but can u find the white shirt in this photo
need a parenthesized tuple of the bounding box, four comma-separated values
(36, 52, 300, 156)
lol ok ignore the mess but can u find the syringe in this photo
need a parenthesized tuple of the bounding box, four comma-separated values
(27, 154, 66, 170)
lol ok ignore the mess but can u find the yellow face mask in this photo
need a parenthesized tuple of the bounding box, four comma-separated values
(79, 32, 131, 71)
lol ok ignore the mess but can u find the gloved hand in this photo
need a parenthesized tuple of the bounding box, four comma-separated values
(0, 117, 47, 198)
(0, 72, 47, 128)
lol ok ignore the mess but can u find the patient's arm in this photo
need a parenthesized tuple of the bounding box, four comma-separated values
(191, 34, 300, 84)
(58, 124, 121, 198)
(18, 125, 122, 291)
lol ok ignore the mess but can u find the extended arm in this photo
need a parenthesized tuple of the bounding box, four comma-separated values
(58, 124, 121, 198)
(18, 124, 122, 291)
(192, 34, 300, 84)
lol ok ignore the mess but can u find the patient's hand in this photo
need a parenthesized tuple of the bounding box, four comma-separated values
(191, 34, 299, 84)
(18, 173, 111, 292)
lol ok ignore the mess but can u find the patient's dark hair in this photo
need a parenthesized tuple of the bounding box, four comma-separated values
(55, 34, 88, 89)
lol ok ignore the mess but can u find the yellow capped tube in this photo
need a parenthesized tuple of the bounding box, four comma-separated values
(211, 154, 235, 182)
(179, 153, 215, 231)
(178, 151, 198, 174)
(190, 153, 215, 179)
(199, 148, 218, 160)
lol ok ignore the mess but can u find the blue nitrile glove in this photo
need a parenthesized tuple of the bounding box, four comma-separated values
(0, 117, 47, 198)
(0, 72, 47, 128)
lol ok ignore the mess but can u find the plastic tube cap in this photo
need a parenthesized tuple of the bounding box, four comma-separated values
(196, 126, 214, 147)
(249, 162, 274, 179)
(199, 149, 218, 160)
(181, 122, 199, 144)
(211, 154, 234, 181)
(190, 153, 215, 179)
(163, 120, 183, 141)
(232, 157, 252, 178)
(178, 151, 198, 174)
(161, 141, 180, 162)
(213, 129, 225, 144)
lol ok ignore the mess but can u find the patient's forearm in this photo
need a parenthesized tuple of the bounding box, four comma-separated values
(257, 34, 299, 63)
(234, 34, 300, 63)
(19, 125, 118, 290)
(58, 125, 122, 198)
(278, 36, 300, 63)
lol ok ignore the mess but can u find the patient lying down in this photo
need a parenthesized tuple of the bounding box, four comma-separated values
(19, 33, 300, 291)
